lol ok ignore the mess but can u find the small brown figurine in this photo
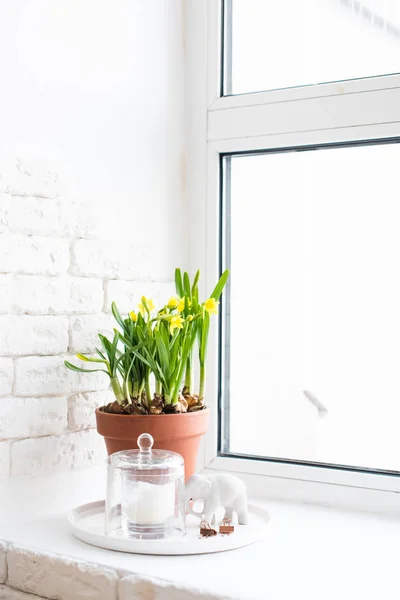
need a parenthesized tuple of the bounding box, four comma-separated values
(219, 517, 234, 535)
(200, 520, 217, 537)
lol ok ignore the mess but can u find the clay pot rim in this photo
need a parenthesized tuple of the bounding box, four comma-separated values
(95, 407, 209, 419)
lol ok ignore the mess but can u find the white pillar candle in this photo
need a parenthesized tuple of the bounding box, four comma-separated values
(123, 481, 175, 524)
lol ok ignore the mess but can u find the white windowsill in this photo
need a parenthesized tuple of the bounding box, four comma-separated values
(1, 467, 399, 599)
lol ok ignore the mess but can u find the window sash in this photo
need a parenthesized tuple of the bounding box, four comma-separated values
(219, 138, 400, 475)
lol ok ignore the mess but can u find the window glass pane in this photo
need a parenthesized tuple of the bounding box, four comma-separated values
(223, 142, 400, 471)
(226, 0, 400, 95)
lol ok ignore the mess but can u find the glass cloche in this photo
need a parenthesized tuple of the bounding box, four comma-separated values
(105, 433, 186, 539)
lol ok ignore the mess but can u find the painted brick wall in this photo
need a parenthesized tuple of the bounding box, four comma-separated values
(0, 0, 186, 479)
(0, 163, 177, 478)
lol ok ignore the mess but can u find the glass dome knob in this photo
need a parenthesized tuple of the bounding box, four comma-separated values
(137, 433, 154, 454)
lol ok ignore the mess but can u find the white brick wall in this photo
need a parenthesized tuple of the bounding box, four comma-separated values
(0, 552, 231, 600)
(69, 314, 114, 353)
(10, 430, 106, 477)
(104, 280, 175, 313)
(0, 443, 10, 478)
(0, 162, 177, 480)
(0, 275, 104, 315)
(14, 356, 108, 396)
(0, 397, 67, 439)
(7, 545, 118, 600)
(0, 541, 6, 584)
(0, 316, 68, 356)
(0, 235, 69, 275)
(0, 155, 69, 198)
(68, 390, 114, 431)
(71, 239, 138, 279)
(0, 358, 13, 396)
(0, 195, 10, 234)
(0, 585, 45, 599)
(7, 196, 62, 237)
(118, 576, 229, 600)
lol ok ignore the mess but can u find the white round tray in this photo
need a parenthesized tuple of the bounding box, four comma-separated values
(68, 501, 269, 555)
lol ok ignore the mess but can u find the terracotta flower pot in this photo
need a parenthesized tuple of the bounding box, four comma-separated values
(95, 408, 209, 481)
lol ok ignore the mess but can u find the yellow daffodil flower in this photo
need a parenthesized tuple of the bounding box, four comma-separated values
(177, 297, 192, 312)
(129, 311, 138, 322)
(186, 315, 193, 322)
(138, 297, 155, 314)
(167, 296, 179, 309)
(204, 297, 219, 315)
(170, 315, 184, 335)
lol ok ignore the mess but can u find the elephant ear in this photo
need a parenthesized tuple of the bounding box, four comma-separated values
(202, 477, 212, 494)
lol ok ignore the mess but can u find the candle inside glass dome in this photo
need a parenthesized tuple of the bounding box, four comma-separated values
(122, 480, 175, 524)
(105, 433, 185, 539)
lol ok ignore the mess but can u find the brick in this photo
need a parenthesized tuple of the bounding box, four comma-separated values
(6, 195, 108, 240)
(0, 316, 68, 356)
(118, 575, 230, 600)
(0, 397, 67, 439)
(10, 429, 106, 477)
(71, 239, 173, 280)
(59, 199, 105, 239)
(7, 545, 118, 599)
(7, 196, 61, 236)
(14, 355, 108, 396)
(0, 358, 13, 395)
(0, 275, 104, 315)
(69, 314, 115, 353)
(0, 194, 9, 234)
(68, 390, 114, 431)
(105, 280, 175, 313)
(0, 541, 6, 583)
(0, 585, 45, 599)
(0, 275, 11, 313)
(0, 154, 69, 198)
(71, 239, 135, 279)
(0, 442, 10, 478)
(0, 235, 69, 275)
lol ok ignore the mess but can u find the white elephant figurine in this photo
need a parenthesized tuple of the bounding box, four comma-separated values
(186, 472, 248, 525)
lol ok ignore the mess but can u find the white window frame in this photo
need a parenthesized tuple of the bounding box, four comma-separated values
(185, 0, 400, 513)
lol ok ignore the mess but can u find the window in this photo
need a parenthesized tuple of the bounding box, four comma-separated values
(225, 0, 400, 95)
(221, 141, 400, 473)
(187, 0, 400, 503)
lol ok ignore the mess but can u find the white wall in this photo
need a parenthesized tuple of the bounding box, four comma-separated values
(0, 0, 186, 478)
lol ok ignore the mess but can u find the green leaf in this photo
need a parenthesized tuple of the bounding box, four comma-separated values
(95, 348, 107, 361)
(191, 269, 200, 296)
(200, 311, 210, 365)
(170, 333, 180, 374)
(169, 328, 180, 350)
(76, 353, 106, 364)
(111, 302, 125, 330)
(175, 268, 184, 297)
(183, 271, 191, 298)
(154, 329, 170, 380)
(98, 333, 112, 356)
(170, 324, 197, 403)
(111, 330, 119, 362)
(64, 360, 109, 376)
(159, 321, 170, 349)
(210, 269, 229, 301)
